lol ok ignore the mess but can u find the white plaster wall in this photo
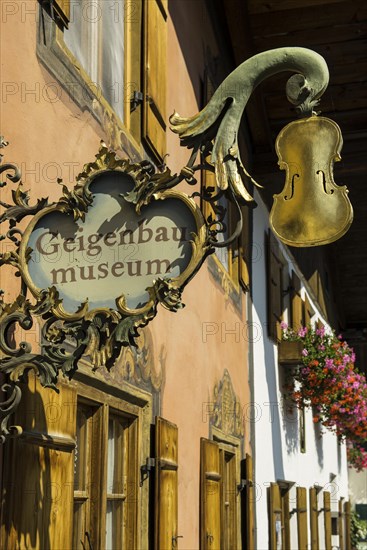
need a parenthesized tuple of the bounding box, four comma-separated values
(349, 469, 367, 504)
(251, 191, 349, 549)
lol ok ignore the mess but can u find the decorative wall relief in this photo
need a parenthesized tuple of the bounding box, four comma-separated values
(211, 370, 244, 438)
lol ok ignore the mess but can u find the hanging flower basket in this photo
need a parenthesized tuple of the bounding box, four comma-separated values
(280, 322, 367, 471)
(278, 340, 305, 367)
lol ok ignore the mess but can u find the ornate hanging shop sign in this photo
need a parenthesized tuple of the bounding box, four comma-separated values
(0, 47, 354, 441)
(0, 143, 220, 440)
(21, 166, 206, 316)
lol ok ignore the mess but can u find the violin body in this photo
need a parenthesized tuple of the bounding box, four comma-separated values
(269, 116, 353, 247)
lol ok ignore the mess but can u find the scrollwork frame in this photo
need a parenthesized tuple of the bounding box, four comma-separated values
(0, 141, 214, 441)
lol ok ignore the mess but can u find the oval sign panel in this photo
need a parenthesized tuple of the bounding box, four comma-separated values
(20, 169, 207, 315)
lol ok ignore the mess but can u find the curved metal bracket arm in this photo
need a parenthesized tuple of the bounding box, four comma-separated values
(170, 47, 329, 204)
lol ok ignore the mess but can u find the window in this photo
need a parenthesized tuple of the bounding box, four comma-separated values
(64, 0, 125, 122)
(356, 504, 367, 521)
(331, 514, 338, 535)
(200, 437, 241, 549)
(0, 371, 152, 549)
(72, 399, 139, 549)
(37, 0, 167, 158)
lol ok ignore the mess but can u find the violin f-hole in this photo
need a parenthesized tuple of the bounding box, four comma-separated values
(284, 173, 299, 200)
(317, 169, 334, 195)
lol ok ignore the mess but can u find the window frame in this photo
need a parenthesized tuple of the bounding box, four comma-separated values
(36, 0, 143, 154)
(70, 371, 152, 550)
(219, 443, 238, 549)
(212, 427, 242, 550)
(62, 0, 126, 125)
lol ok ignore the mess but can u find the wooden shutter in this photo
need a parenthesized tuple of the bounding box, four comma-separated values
(144, 0, 167, 161)
(155, 416, 178, 550)
(324, 491, 332, 550)
(200, 438, 221, 549)
(309, 488, 319, 550)
(42, 0, 70, 27)
(239, 208, 251, 291)
(123, 416, 139, 548)
(0, 373, 76, 549)
(338, 498, 345, 550)
(55, 0, 70, 19)
(303, 295, 314, 327)
(291, 272, 303, 330)
(344, 500, 351, 550)
(267, 232, 284, 342)
(245, 454, 255, 549)
(297, 487, 308, 550)
(269, 483, 283, 549)
(282, 490, 291, 550)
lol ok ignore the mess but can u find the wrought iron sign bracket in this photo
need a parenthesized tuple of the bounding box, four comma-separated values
(0, 47, 353, 442)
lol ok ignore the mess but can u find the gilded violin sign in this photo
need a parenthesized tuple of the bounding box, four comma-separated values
(21, 170, 201, 312)
(270, 116, 353, 247)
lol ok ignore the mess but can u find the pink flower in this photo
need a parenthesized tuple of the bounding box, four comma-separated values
(302, 349, 308, 357)
(280, 321, 288, 330)
(298, 327, 308, 337)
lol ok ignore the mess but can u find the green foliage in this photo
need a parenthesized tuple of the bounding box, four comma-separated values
(351, 511, 367, 549)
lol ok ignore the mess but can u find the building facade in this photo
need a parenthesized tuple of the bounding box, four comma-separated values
(0, 1, 359, 549)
